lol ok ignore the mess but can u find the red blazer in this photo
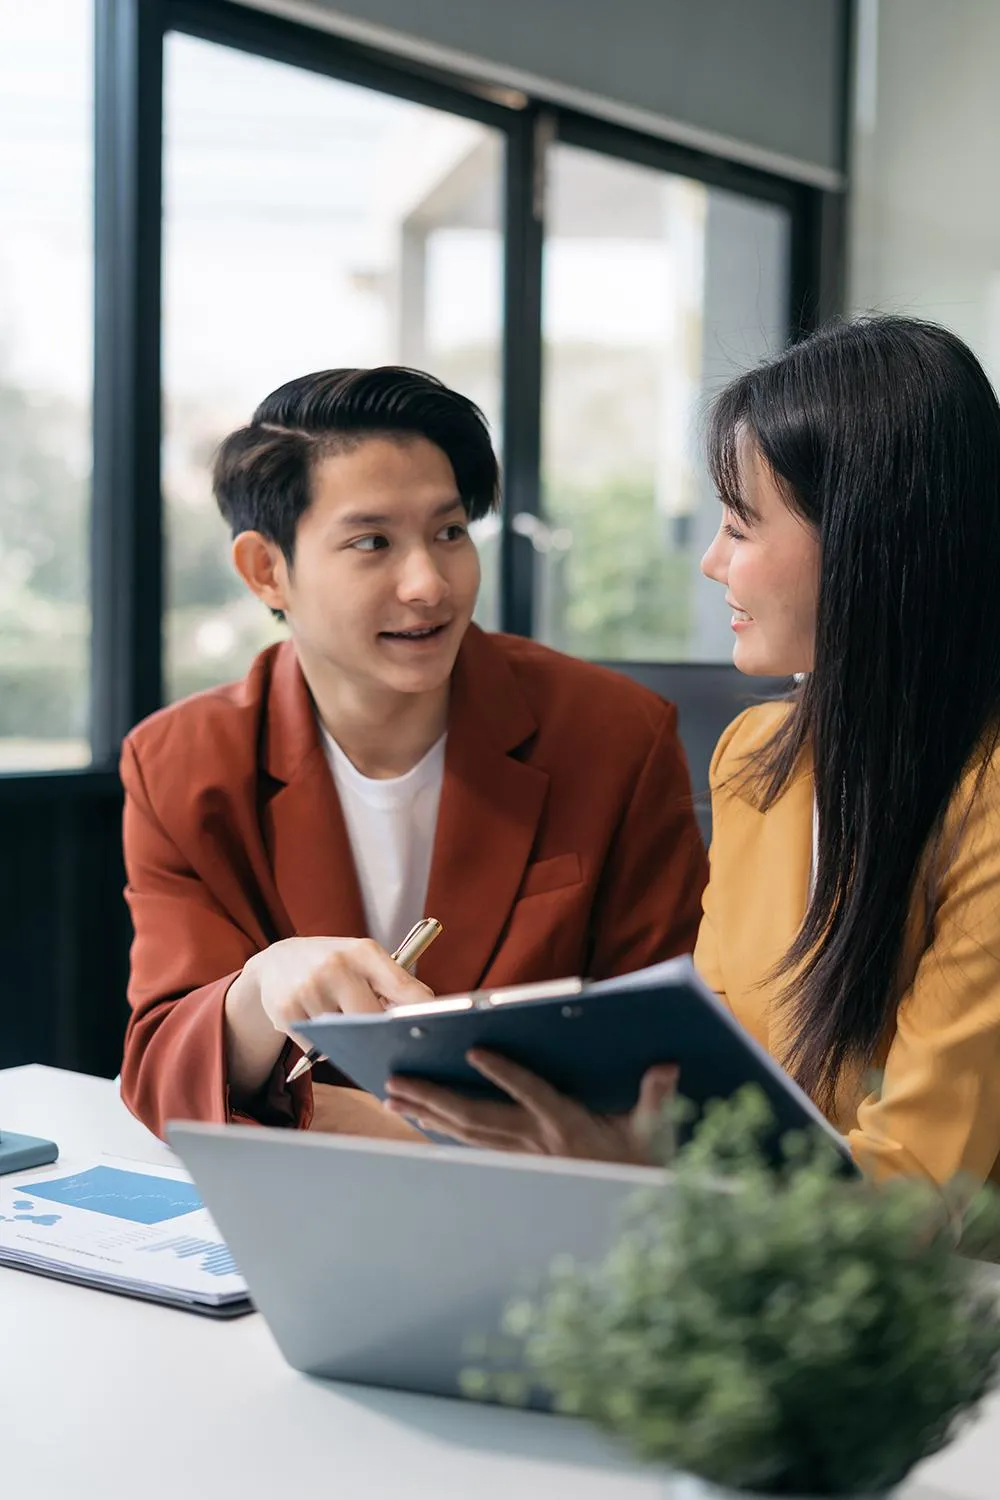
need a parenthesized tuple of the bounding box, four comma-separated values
(120, 627, 707, 1137)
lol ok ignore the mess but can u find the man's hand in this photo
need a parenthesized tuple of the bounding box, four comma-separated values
(252, 936, 432, 1031)
(384, 1051, 678, 1164)
(225, 936, 432, 1101)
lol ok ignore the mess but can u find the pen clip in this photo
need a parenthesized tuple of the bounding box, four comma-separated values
(392, 919, 430, 957)
(392, 917, 443, 973)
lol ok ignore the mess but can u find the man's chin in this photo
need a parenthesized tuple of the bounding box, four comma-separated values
(373, 634, 465, 694)
(381, 666, 453, 697)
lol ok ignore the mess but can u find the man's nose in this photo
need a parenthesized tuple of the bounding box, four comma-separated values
(397, 546, 448, 605)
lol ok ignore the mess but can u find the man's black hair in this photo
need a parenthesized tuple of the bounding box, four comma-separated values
(213, 365, 499, 562)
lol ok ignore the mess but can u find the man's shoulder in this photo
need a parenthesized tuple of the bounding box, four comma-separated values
(123, 644, 282, 772)
(486, 632, 673, 736)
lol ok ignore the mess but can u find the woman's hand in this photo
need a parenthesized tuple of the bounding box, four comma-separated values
(384, 1050, 678, 1164)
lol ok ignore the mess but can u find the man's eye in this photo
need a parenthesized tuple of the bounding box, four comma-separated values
(351, 535, 389, 553)
(437, 523, 468, 542)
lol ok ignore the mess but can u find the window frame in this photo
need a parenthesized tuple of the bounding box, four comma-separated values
(72, 0, 837, 775)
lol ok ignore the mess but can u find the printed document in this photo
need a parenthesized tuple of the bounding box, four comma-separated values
(0, 1152, 250, 1315)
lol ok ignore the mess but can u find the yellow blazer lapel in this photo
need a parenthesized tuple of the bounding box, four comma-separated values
(759, 765, 815, 1061)
(713, 743, 814, 1057)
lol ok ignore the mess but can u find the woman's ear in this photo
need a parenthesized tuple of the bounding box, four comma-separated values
(231, 531, 289, 613)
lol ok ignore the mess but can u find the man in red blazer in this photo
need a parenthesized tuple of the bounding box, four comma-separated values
(120, 367, 707, 1141)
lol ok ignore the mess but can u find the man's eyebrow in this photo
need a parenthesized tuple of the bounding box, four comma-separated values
(336, 497, 465, 528)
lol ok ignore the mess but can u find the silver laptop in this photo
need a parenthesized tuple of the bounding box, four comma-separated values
(168, 1122, 665, 1400)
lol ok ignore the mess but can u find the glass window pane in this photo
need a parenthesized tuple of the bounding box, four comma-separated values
(0, 1, 93, 769)
(162, 35, 504, 703)
(539, 143, 790, 663)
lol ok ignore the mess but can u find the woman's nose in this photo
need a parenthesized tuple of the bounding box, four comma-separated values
(700, 528, 730, 584)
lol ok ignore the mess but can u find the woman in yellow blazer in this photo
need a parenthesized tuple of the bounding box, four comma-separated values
(689, 315, 1000, 1189)
(385, 315, 1000, 1188)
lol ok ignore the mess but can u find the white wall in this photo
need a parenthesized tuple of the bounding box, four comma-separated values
(244, 0, 848, 184)
(849, 0, 1000, 391)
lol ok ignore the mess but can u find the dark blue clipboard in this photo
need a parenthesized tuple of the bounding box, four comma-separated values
(295, 956, 855, 1170)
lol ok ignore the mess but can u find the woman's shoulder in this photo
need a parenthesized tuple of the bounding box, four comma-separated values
(940, 737, 1000, 851)
(709, 698, 796, 789)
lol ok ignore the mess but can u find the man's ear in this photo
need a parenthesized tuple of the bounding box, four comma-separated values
(231, 531, 290, 613)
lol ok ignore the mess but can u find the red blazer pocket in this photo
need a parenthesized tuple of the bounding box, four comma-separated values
(517, 852, 583, 899)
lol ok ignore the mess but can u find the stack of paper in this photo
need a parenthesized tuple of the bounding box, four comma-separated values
(0, 1152, 251, 1317)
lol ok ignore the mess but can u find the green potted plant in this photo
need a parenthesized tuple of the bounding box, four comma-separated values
(463, 1088, 1000, 1497)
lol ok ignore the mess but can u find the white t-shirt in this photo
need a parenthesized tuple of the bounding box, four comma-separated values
(319, 724, 446, 955)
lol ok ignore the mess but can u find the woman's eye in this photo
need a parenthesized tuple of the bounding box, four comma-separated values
(723, 522, 746, 542)
(437, 523, 468, 543)
(351, 535, 389, 553)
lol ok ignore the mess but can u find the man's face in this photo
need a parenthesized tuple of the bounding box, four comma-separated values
(263, 435, 481, 701)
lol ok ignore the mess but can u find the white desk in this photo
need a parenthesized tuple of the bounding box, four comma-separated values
(0, 1066, 997, 1500)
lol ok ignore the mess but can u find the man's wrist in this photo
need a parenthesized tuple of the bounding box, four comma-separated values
(224, 958, 287, 1099)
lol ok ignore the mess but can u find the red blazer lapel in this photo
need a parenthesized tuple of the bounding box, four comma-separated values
(259, 643, 367, 940)
(419, 626, 548, 996)
(256, 631, 548, 990)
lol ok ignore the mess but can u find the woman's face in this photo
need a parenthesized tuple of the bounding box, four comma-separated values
(701, 436, 820, 677)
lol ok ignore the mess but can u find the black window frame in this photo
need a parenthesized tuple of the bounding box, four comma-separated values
(16, 0, 836, 788)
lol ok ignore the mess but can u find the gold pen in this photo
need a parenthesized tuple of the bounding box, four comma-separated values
(286, 917, 443, 1084)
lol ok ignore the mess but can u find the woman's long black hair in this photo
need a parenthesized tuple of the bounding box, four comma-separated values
(708, 316, 1000, 1104)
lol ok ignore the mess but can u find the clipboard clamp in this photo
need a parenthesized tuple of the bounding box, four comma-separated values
(394, 976, 585, 1021)
(482, 977, 585, 1007)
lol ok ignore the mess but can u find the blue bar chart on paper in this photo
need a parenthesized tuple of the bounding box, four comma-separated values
(140, 1235, 239, 1278)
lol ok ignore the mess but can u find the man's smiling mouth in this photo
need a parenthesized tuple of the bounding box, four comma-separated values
(379, 623, 450, 640)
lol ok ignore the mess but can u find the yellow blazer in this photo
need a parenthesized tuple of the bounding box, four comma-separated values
(694, 703, 1000, 1187)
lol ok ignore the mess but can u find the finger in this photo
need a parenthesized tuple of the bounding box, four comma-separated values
(385, 1101, 538, 1153)
(466, 1049, 578, 1125)
(304, 963, 385, 1017)
(348, 939, 435, 1008)
(631, 1064, 679, 1147)
(275, 979, 342, 1032)
(636, 1063, 679, 1118)
(385, 1076, 532, 1138)
(279, 990, 317, 1026)
(311, 939, 432, 1016)
(385, 1079, 523, 1135)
